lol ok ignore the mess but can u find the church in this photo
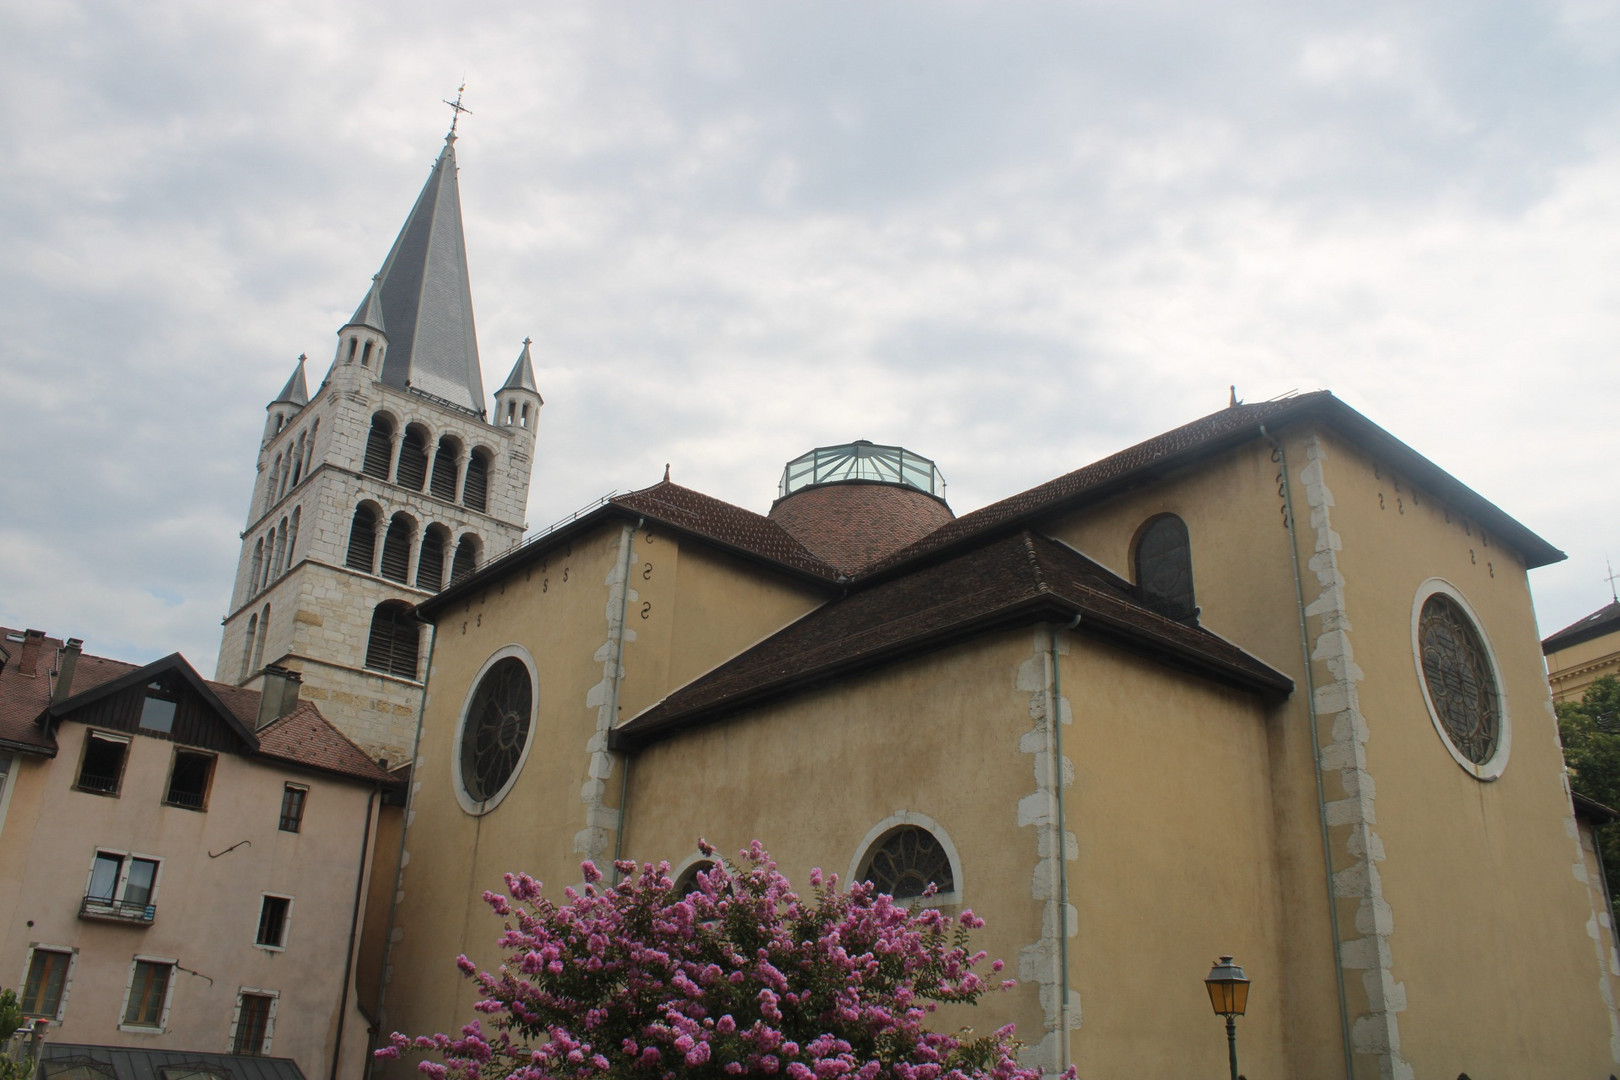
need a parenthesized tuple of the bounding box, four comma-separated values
(211, 124, 1620, 1078)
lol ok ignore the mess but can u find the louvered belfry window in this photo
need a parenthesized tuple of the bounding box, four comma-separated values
(416, 528, 446, 591)
(430, 438, 459, 500)
(345, 506, 377, 572)
(365, 602, 419, 679)
(362, 417, 393, 480)
(397, 428, 429, 491)
(451, 536, 478, 584)
(463, 452, 488, 513)
(379, 515, 412, 583)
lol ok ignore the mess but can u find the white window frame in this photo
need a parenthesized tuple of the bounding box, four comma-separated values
(0, 754, 16, 839)
(848, 811, 966, 908)
(75, 730, 131, 796)
(451, 645, 540, 816)
(118, 954, 178, 1033)
(226, 987, 280, 1055)
(83, 848, 163, 911)
(254, 894, 294, 951)
(1410, 577, 1513, 781)
(16, 944, 78, 1022)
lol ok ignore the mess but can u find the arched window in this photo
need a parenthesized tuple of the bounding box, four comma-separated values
(346, 337, 358, 364)
(346, 505, 378, 572)
(463, 450, 489, 513)
(451, 535, 480, 584)
(258, 531, 275, 591)
(396, 425, 430, 491)
(287, 506, 301, 566)
(1135, 514, 1196, 622)
(672, 861, 716, 896)
(361, 340, 374, 366)
(379, 514, 414, 583)
(271, 518, 288, 580)
(265, 455, 281, 512)
(520, 403, 531, 429)
(430, 436, 461, 501)
(249, 538, 264, 597)
(365, 602, 419, 679)
(251, 604, 270, 674)
(304, 420, 319, 476)
(240, 613, 259, 682)
(290, 432, 305, 486)
(417, 525, 449, 591)
(858, 825, 954, 900)
(362, 416, 394, 480)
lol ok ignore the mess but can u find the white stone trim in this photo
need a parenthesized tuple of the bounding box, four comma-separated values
(578, 525, 638, 859)
(1409, 578, 1511, 781)
(1296, 434, 1412, 1080)
(226, 986, 280, 1055)
(16, 944, 78, 1022)
(451, 644, 540, 816)
(254, 893, 294, 951)
(846, 811, 964, 907)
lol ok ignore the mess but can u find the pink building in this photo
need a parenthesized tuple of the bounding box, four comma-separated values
(0, 628, 396, 1080)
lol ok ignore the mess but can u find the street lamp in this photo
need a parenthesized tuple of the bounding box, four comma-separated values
(1204, 955, 1250, 1080)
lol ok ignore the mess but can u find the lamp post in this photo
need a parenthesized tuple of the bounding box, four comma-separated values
(1204, 955, 1250, 1080)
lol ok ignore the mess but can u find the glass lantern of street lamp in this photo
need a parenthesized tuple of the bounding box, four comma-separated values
(1205, 955, 1250, 1017)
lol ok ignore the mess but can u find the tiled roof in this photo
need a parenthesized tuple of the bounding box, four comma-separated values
(610, 482, 843, 580)
(863, 391, 1564, 576)
(610, 530, 1292, 750)
(768, 482, 956, 576)
(1543, 600, 1620, 655)
(0, 627, 393, 785)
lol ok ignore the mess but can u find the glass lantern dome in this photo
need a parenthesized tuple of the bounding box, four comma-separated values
(778, 441, 946, 500)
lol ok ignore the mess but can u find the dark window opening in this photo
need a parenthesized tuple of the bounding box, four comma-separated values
(1135, 514, 1197, 622)
(139, 682, 177, 734)
(463, 453, 488, 512)
(396, 428, 429, 491)
(233, 993, 274, 1055)
(673, 861, 716, 896)
(256, 896, 290, 947)
(345, 506, 377, 572)
(379, 516, 412, 583)
(361, 340, 373, 367)
(430, 439, 459, 500)
(365, 603, 419, 680)
(416, 528, 445, 591)
(164, 750, 215, 811)
(451, 536, 478, 585)
(361, 418, 393, 480)
(124, 960, 171, 1026)
(77, 733, 129, 795)
(860, 826, 954, 900)
(21, 949, 71, 1017)
(279, 785, 307, 833)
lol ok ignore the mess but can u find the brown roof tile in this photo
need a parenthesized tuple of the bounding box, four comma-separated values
(0, 627, 392, 785)
(611, 482, 842, 580)
(767, 482, 955, 576)
(609, 530, 1291, 750)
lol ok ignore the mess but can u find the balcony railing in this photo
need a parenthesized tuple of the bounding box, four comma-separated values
(79, 894, 155, 924)
(164, 788, 206, 810)
(75, 772, 119, 794)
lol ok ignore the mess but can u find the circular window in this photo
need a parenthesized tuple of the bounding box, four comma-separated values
(453, 648, 536, 814)
(1412, 581, 1509, 780)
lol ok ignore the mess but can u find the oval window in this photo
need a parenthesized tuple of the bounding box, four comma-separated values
(455, 652, 535, 813)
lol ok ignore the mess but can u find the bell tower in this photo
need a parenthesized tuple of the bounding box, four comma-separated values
(217, 129, 541, 764)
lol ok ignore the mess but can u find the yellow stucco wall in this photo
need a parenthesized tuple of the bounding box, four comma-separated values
(1547, 627, 1620, 705)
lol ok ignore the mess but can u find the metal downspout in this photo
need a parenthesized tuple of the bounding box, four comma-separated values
(330, 783, 378, 1080)
(363, 622, 436, 1080)
(610, 518, 643, 879)
(1261, 424, 1354, 1080)
(1048, 614, 1081, 1075)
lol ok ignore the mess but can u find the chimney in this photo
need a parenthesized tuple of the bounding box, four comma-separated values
(18, 629, 44, 677)
(52, 638, 83, 704)
(256, 665, 303, 729)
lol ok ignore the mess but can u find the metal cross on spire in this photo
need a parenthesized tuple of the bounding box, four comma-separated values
(443, 83, 472, 135)
(1605, 558, 1619, 604)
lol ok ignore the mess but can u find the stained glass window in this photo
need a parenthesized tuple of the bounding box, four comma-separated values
(1418, 594, 1500, 766)
(861, 827, 953, 899)
(1136, 515, 1196, 621)
(460, 658, 533, 805)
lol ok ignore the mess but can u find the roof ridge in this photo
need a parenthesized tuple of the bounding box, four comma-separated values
(1020, 530, 1049, 593)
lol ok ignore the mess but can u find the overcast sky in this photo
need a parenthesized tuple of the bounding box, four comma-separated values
(3, 0, 1618, 675)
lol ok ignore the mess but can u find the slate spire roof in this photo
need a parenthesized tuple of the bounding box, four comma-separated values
(272, 355, 308, 407)
(348, 274, 387, 333)
(501, 337, 540, 394)
(364, 132, 486, 413)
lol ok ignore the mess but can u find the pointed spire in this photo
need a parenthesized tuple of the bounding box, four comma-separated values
(359, 135, 485, 413)
(348, 274, 386, 333)
(273, 355, 309, 407)
(500, 337, 539, 394)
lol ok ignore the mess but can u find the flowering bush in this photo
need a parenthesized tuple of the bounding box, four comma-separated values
(381, 841, 1060, 1080)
